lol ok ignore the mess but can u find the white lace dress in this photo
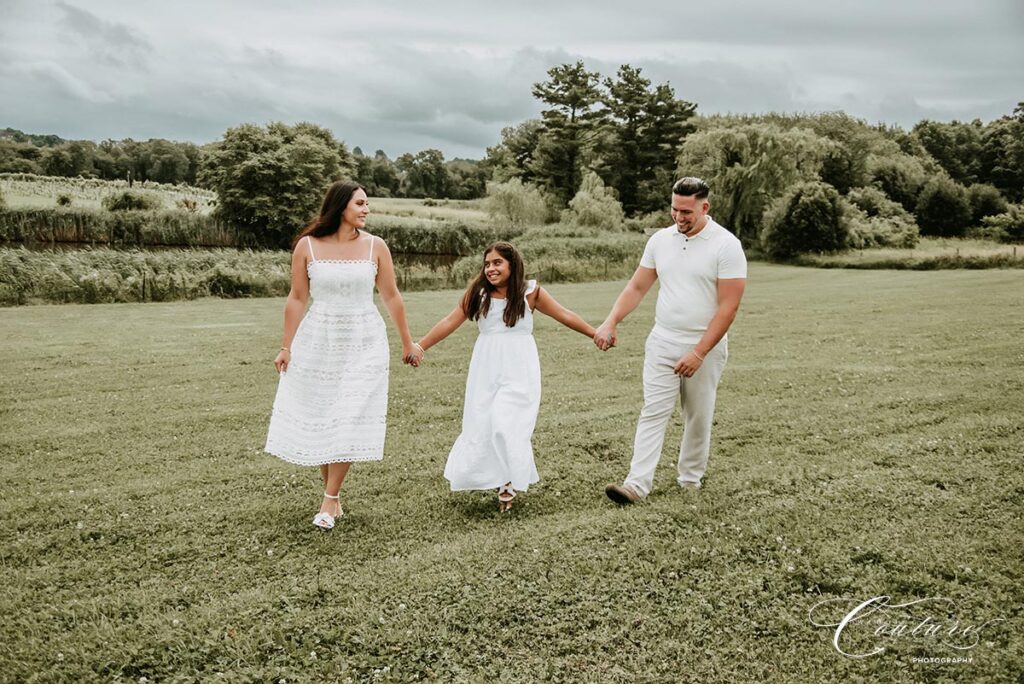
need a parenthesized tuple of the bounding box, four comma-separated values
(265, 235, 388, 465)
(444, 281, 541, 492)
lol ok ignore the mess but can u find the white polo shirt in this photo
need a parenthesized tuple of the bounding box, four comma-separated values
(639, 217, 747, 344)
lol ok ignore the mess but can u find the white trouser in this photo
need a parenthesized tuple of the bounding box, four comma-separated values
(624, 332, 728, 497)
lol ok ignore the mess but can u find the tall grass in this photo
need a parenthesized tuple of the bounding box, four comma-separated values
(1, 247, 512, 306)
(0, 208, 238, 247)
(1, 208, 523, 254)
(367, 216, 523, 255)
(450, 227, 650, 285)
(0, 247, 291, 305)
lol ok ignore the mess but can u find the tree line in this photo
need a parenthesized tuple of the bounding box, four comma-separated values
(0, 127, 486, 200)
(4, 63, 1023, 251)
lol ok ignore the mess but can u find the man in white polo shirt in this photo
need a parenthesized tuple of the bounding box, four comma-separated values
(595, 177, 747, 504)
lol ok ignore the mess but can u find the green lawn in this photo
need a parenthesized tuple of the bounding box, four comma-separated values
(1, 265, 1021, 681)
(799, 237, 1022, 269)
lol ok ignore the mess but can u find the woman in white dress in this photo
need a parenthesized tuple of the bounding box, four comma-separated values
(266, 181, 417, 530)
(408, 242, 595, 512)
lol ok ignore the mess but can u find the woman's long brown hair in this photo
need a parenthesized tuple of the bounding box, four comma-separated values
(293, 180, 367, 247)
(460, 242, 527, 328)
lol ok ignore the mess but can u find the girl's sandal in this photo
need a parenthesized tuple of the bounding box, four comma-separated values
(312, 492, 343, 530)
(497, 484, 516, 513)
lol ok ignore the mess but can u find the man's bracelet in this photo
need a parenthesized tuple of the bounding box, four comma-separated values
(280, 346, 290, 353)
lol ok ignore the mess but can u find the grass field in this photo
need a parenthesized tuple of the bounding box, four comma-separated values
(799, 237, 1023, 269)
(370, 197, 490, 225)
(0, 175, 216, 214)
(1, 265, 1022, 681)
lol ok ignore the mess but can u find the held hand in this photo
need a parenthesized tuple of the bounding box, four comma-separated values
(403, 342, 424, 368)
(274, 349, 290, 373)
(594, 322, 617, 351)
(673, 350, 704, 378)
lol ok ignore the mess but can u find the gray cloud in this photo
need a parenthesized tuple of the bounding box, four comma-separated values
(0, 0, 1020, 157)
(55, 1, 152, 68)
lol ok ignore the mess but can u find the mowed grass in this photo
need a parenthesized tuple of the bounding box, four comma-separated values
(370, 197, 490, 225)
(801, 237, 1022, 269)
(1, 265, 1022, 682)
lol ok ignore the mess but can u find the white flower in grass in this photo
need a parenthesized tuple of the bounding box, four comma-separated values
(310, 651, 317, 660)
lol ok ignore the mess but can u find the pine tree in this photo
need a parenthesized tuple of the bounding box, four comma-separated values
(529, 61, 606, 207)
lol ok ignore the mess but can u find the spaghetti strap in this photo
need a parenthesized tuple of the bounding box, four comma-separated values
(367, 235, 375, 263)
(306, 235, 317, 262)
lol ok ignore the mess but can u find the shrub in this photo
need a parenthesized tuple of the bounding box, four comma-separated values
(915, 176, 972, 237)
(176, 197, 199, 213)
(560, 171, 626, 231)
(842, 199, 919, 249)
(760, 181, 848, 259)
(102, 191, 162, 212)
(967, 183, 1009, 224)
(843, 187, 919, 249)
(485, 178, 549, 228)
(846, 186, 913, 221)
(982, 205, 1024, 243)
(623, 210, 671, 233)
(56, 193, 73, 207)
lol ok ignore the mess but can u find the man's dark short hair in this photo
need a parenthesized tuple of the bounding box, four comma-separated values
(673, 177, 710, 199)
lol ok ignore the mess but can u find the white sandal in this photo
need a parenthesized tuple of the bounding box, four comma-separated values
(312, 492, 342, 530)
(497, 483, 516, 513)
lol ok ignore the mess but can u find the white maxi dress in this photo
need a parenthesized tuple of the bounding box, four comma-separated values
(445, 281, 541, 492)
(265, 235, 389, 465)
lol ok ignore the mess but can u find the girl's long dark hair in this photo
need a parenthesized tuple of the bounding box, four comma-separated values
(461, 242, 527, 328)
(294, 180, 367, 246)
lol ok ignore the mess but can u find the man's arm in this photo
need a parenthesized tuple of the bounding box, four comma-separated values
(673, 278, 745, 377)
(594, 266, 658, 351)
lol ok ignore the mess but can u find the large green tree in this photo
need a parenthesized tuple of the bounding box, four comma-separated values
(483, 119, 544, 184)
(396, 149, 452, 198)
(597, 66, 697, 215)
(353, 148, 402, 197)
(912, 119, 984, 185)
(199, 122, 353, 247)
(676, 123, 828, 243)
(979, 103, 1024, 202)
(529, 61, 606, 206)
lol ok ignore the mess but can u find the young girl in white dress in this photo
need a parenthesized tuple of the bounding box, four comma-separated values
(266, 181, 417, 530)
(409, 242, 596, 512)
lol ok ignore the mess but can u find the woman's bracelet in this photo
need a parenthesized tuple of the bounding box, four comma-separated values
(413, 342, 425, 354)
(280, 346, 290, 353)
(693, 350, 705, 361)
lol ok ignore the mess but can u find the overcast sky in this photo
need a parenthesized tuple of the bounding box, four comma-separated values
(1, 0, 1021, 159)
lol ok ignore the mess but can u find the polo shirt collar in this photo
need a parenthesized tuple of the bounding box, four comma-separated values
(675, 217, 716, 240)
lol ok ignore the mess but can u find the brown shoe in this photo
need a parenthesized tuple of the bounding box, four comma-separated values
(605, 483, 641, 505)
